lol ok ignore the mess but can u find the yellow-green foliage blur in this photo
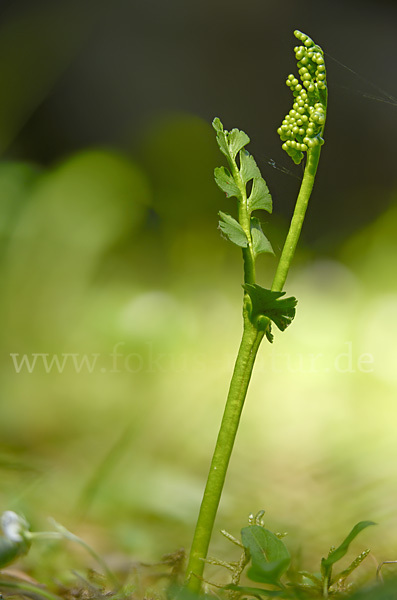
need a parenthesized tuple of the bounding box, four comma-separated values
(1, 113, 397, 585)
(0, 1, 397, 590)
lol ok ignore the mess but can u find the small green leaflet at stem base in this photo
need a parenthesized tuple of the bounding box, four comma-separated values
(214, 166, 241, 200)
(251, 218, 274, 257)
(218, 211, 248, 248)
(243, 284, 297, 338)
(241, 525, 291, 586)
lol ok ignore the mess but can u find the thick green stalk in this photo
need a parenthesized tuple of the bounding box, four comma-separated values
(271, 145, 322, 292)
(185, 318, 264, 593)
(185, 146, 261, 591)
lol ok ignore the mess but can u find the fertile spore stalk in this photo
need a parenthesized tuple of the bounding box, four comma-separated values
(185, 31, 328, 594)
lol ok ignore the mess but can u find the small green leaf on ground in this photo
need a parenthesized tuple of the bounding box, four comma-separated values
(0, 538, 28, 569)
(321, 521, 376, 578)
(218, 211, 248, 247)
(241, 525, 290, 586)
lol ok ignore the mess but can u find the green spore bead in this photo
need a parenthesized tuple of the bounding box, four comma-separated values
(278, 31, 327, 164)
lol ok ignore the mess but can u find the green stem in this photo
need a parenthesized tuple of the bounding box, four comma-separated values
(185, 130, 262, 594)
(230, 151, 256, 285)
(271, 144, 322, 293)
(323, 575, 330, 598)
(185, 319, 264, 593)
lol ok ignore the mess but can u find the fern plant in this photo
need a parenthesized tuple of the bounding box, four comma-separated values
(185, 30, 328, 594)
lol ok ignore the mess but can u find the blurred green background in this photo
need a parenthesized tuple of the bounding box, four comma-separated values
(0, 0, 397, 586)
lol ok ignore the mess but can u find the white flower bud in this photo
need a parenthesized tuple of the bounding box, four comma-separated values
(1, 511, 30, 542)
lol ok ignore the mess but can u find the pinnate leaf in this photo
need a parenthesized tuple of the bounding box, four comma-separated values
(213, 119, 272, 219)
(214, 166, 241, 200)
(251, 217, 274, 256)
(212, 117, 223, 133)
(212, 117, 229, 158)
(248, 178, 272, 213)
(240, 150, 261, 184)
(228, 128, 250, 159)
(218, 211, 248, 247)
(241, 525, 290, 586)
(243, 284, 297, 333)
(212, 118, 249, 162)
